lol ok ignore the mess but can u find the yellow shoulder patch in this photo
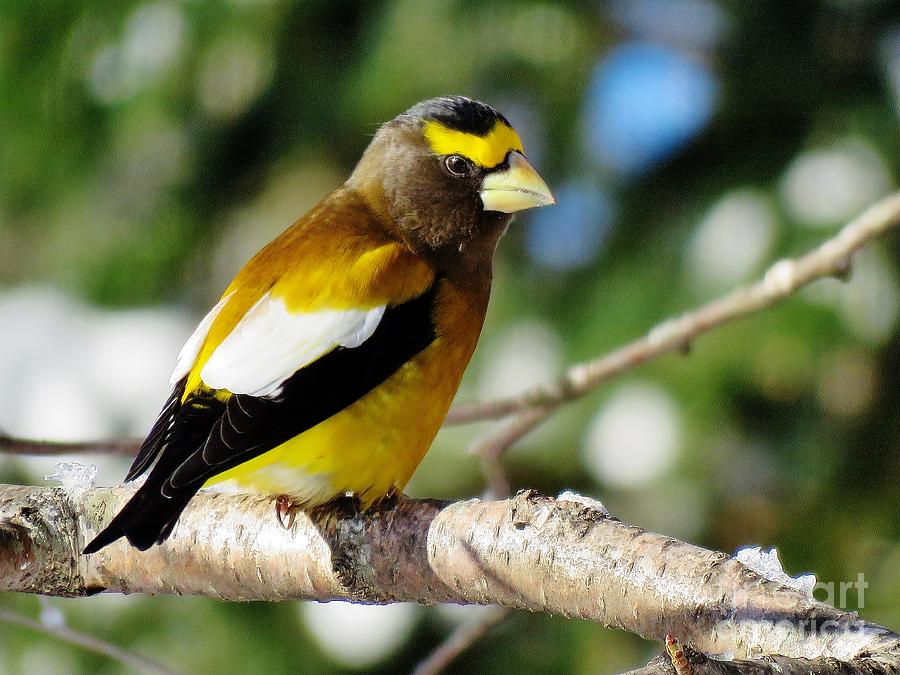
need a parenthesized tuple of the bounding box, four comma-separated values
(180, 241, 434, 402)
(423, 120, 524, 169)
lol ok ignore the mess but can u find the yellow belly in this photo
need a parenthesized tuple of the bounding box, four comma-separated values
(205, 332, 474, 507)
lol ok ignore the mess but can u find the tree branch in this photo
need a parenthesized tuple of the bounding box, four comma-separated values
(626, 637, 900, 675)
(2, 484, 898, 672)
(446, 191, 900, 425)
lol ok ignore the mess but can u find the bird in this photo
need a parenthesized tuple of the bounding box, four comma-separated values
(83, 96, 554, 553)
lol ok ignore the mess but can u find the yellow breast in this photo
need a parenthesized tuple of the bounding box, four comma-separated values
(205, 279, 485, 506)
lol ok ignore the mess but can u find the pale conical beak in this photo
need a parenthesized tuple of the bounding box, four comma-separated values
(480, 152, 556, 213)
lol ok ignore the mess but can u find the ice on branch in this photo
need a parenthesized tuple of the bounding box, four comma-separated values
(44, 461, 98, 491)
(556, 490, 609, 515)
(735, 546, 817, 598)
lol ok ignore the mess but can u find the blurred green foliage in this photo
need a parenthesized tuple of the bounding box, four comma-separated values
(0, 0, 898, 673)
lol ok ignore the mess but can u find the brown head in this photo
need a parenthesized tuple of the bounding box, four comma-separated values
(347, 96, 554, 275)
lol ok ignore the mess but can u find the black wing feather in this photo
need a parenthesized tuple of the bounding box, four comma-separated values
(84, 281, 440, 553)
(123, 379, 185, 482)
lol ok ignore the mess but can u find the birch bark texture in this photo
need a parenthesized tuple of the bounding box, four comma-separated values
(2, 484, 898, 672)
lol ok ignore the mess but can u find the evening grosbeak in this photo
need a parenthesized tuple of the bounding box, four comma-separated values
(84, 96, 554, 553)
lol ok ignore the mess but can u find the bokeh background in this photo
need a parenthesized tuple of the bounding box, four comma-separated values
(1, 0, 898, 673)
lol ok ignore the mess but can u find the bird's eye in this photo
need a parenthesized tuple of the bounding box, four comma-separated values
(444, 155, 471, 177)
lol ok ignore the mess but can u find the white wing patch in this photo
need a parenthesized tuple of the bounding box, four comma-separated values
(200, 293, 386, 397)
(169, 293, 234, 387)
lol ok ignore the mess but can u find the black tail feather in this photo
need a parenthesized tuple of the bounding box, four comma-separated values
(83, 481, 197, 553)
(84, 379, 222, 554)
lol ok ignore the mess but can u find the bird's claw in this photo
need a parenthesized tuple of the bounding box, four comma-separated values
(274, 494, 299, 530)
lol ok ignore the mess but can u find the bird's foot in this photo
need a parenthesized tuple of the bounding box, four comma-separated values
(274, 494, 301, 530)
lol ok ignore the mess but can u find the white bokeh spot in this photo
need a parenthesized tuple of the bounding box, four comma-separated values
(300, 602, 417, 668)
(687, 188, 777, 289)
(583, 382, 682, 489)
(477, 320, 562, 402)
(781, 140, 892, 228)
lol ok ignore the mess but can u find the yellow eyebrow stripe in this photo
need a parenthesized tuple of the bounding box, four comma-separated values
(423, 120, 524, 169)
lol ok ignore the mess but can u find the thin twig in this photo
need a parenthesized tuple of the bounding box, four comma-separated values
(1, 194, 897, 458)
(0, 607, 175, 674)
(471, 407, 551, 498)
(413, 607, 510, 675)
(446, 191, 900, 425)
(0, 435, 138, 457)
(455, 192, 900, 524)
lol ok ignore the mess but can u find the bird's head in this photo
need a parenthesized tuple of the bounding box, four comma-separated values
(348, 96, 555, 269)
